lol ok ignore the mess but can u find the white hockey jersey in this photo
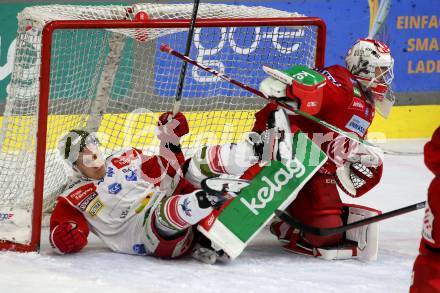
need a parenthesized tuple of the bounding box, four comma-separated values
(59, 148, 179, 255)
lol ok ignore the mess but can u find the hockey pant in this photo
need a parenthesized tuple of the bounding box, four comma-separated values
(288, 172, 344, 247)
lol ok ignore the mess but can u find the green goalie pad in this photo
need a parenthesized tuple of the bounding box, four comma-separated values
(197, 131, 328, 259)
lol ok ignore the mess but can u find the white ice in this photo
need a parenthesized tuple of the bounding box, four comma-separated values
(0, 139, 432, 293)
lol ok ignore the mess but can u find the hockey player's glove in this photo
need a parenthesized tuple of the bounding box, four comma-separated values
(259, 75, 289, 99)
(259, 77, 298, 115)
(157, 111, 189, 146)
(50, 221, 88, 254)
(335, 151, 383, 198)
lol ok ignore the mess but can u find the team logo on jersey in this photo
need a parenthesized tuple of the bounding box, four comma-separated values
(353, 87, 361, 97)
(136, 193, 153, 214)
(132, 244, 147, 255)
(349, 97, 365, 111)
(0, 213, 13, 221)
(78, 192, 98, 211)
(87, 199, 104, 217)
(325, 178, 336, 184)
(180, 198, 192, 217)
(111, 149, 142, 169)
(314, 68, 341, 87)
(345, 115, 370, 136)
(107, 167, 114, 177)
(108, 182, 122, 194)
(67, 183, 97, 205)
(125, 170, 138, 182)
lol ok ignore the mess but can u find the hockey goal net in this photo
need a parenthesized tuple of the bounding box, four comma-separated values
(0, 3, 325, 251)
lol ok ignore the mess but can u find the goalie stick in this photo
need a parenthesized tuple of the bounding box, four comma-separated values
(275, 200, 426, 236)
(172, 0, 201, 116)
(368, 0, 391, 39)
(160, 43, 378, 150)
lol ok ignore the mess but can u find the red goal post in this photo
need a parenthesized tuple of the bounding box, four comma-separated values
(0, 4, 326, 252)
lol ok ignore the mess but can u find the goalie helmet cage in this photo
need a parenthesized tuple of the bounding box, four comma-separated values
(0, 3, 326, 252)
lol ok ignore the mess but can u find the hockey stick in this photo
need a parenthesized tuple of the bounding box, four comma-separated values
(160, 43, 376, 149)
(368, 0, 391, 39)
(275, 200, 426, 236)
(368, 1, 416, 156)
(173, 0, 201, 116)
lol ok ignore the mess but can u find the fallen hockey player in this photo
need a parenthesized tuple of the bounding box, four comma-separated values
(50, 110, 293, 261)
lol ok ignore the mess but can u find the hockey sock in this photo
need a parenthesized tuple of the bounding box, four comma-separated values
(186, 140, 258, 187)
(154, 190, 213, 238)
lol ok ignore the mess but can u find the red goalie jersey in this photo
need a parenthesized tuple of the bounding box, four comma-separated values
(253, 65, 376, 160)
(410, 126, 440, 293)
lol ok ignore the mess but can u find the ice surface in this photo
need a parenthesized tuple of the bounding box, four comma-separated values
(0, 140, 432, 293)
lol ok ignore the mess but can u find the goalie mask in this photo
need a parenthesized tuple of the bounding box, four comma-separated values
(345, 39, 395, 118)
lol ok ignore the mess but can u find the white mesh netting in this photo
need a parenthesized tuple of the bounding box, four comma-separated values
(0, 3, 322, 245)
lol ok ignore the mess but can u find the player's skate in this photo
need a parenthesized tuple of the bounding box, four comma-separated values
(269, 219, 296, 243)
(199, 177, 249, 208)
(192, 179, 248, 264)
(191, 232, 230, 264)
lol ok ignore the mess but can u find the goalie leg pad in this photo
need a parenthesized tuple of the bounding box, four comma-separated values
(283, 234, 359, 260)
(282, 203, 381, 261)
(344, 203, 381, 261)
(197, 132, 328, 260)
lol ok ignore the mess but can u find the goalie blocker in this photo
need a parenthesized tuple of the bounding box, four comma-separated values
(197, 131, 327, 260)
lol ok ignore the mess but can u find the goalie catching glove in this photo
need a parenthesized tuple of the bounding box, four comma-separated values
(335, 148, 383, 197)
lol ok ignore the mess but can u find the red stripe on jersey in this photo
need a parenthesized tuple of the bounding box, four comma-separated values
(209, 145, 226, 174)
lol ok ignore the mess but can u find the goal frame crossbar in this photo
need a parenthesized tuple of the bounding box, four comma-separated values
(0, 17, 326, 252)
